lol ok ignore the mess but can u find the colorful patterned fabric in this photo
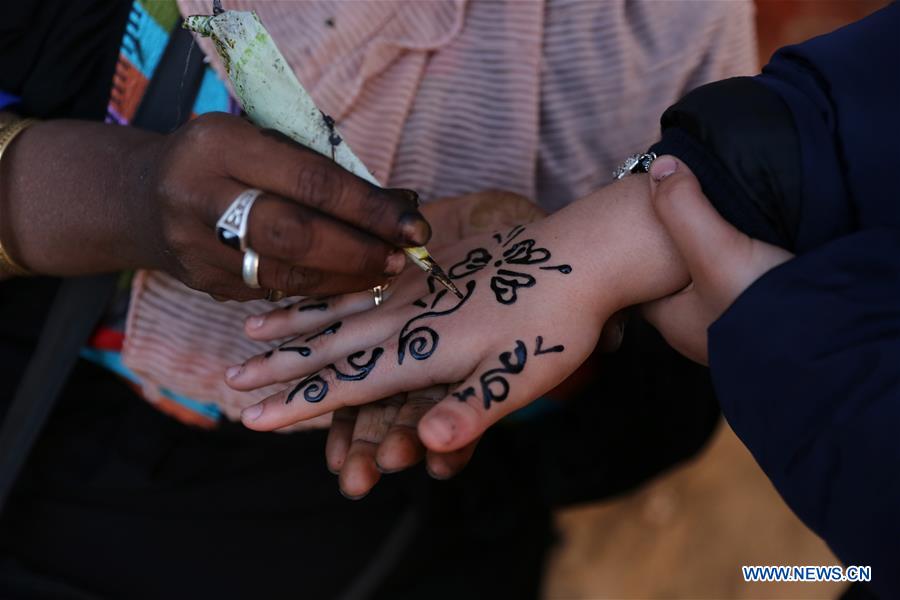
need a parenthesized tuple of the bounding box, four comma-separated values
(84, 0, 233, 428)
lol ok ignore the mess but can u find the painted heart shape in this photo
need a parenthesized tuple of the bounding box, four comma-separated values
(502, 239, 550, 265)
(490, 269, 536, 305)
(449, 247, 492, 279)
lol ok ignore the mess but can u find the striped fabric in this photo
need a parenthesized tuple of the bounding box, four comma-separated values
(123, 0, 757, 422)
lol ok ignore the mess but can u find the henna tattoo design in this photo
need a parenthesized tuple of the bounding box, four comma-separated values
(503, 239, 550, 265)
(297, 302, 328, 312)
(452, 387, 477, 402)
(329, 348, 384, 381)
(540, 265, 572, 274)
(449, 248, 491, 279)
(456, 336, 566, 409)
(491, 269, 536, 305)
(412, 298, 427, 308)
(502, 224, 526, 247)
(446, 226, 571, 305)
(431, 288, 448, 308)
(305, 321, 342, 343)
(534, 335, 565, 355)
(287, 373, 328, 404)
(398, 280, 476, 364)
(478, 340, 528, 408)
(279, 345, 312, 357)
(285, 348, 385, 404)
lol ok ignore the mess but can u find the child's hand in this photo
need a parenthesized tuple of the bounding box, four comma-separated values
(641, 156, 794, 364)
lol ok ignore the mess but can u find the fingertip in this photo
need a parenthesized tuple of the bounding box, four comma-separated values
(375, 428, 423, 473)
(418, 409, 457, 452)
(384, 249, 407, 276)
(224, 360, 254, 390)
(398, 211, 432, 246)
(246, 314, 266, 331)
(325, 435, 350, 475)
(419, 402, 479, 453)
(338, 486, 369, 501)
(225, 364, 244, 382)
(240, 402, 265, 428)
(339, 454, 379, 499)
(425, 454, 456, 480)
(649, 154, 679, 183)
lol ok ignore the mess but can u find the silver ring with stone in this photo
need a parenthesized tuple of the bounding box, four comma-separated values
(216, 188, 263, 251)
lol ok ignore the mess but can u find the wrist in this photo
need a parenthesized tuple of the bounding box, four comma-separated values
(0, 115, 39, 277)
(1, 119, 163, 275)
(541, 174, 689, 321)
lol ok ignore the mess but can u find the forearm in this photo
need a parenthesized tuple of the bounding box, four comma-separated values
(540, 174, 688, 321)
(0, 117, 161, 275)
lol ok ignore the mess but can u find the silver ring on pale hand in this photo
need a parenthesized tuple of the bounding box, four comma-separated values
(216, 188, 263, 251)
(242, 249, 261, 289)
(371, 284, 385, 307)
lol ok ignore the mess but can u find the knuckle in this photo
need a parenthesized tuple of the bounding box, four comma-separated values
(292, 163, 332, 208)
(359, 189, 393, 231)
(277, 264, 322, 293)
(263, 211, 315, 258)
(178, 113, 219, 149)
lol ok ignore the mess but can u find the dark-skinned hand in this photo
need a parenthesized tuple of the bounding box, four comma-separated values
(0, 112, 431, 298)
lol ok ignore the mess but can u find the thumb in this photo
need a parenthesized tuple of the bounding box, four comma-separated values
(648, 155, 746, 282)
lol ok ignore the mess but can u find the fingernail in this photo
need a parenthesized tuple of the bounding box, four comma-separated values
(242, 403, 263, 421)
(375, 459, 401, 474)
(426, 463, 451, 481)
(421, 412, 455, 447)
(384, 250, 407, 276)
(399, 211, 431, 246)
(650, 156, 677, 182)
(246, 315, 265, 330)
(226, 364, 244, 380)
(339, 488, 368, 501)
(388, 187, 420, 208)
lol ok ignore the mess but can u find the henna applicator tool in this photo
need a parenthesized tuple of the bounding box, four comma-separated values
(185, 6, 462, 299)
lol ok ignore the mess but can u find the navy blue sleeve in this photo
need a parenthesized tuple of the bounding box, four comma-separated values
(650, 3, 900, 251)
(755, 2, 900, 250)
(650, 5, 900, 596)
(709, 229, 900, 597)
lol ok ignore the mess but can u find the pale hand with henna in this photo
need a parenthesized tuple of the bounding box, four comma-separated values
(227, 174, 690, 457)
(241, 190, 544, 498)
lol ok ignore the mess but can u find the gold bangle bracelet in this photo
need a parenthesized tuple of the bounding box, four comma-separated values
(0, 116, 37, 277)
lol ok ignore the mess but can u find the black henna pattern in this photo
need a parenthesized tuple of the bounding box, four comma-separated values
(535, 335, 565, 355)
(279, 345, 311, 357)
(478, 340, 527, 409)
(328, 348, 384, 382)
(305, 321, 342, 343)
(452, 387, 477, 402)
(287, 374, 328, 404)
(297, 302, 328, 312)
(285, 347, 385, 404)
(455, 336, 566, 409)
(445, 225, 571, 305)
(397, 280, 476, 364)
